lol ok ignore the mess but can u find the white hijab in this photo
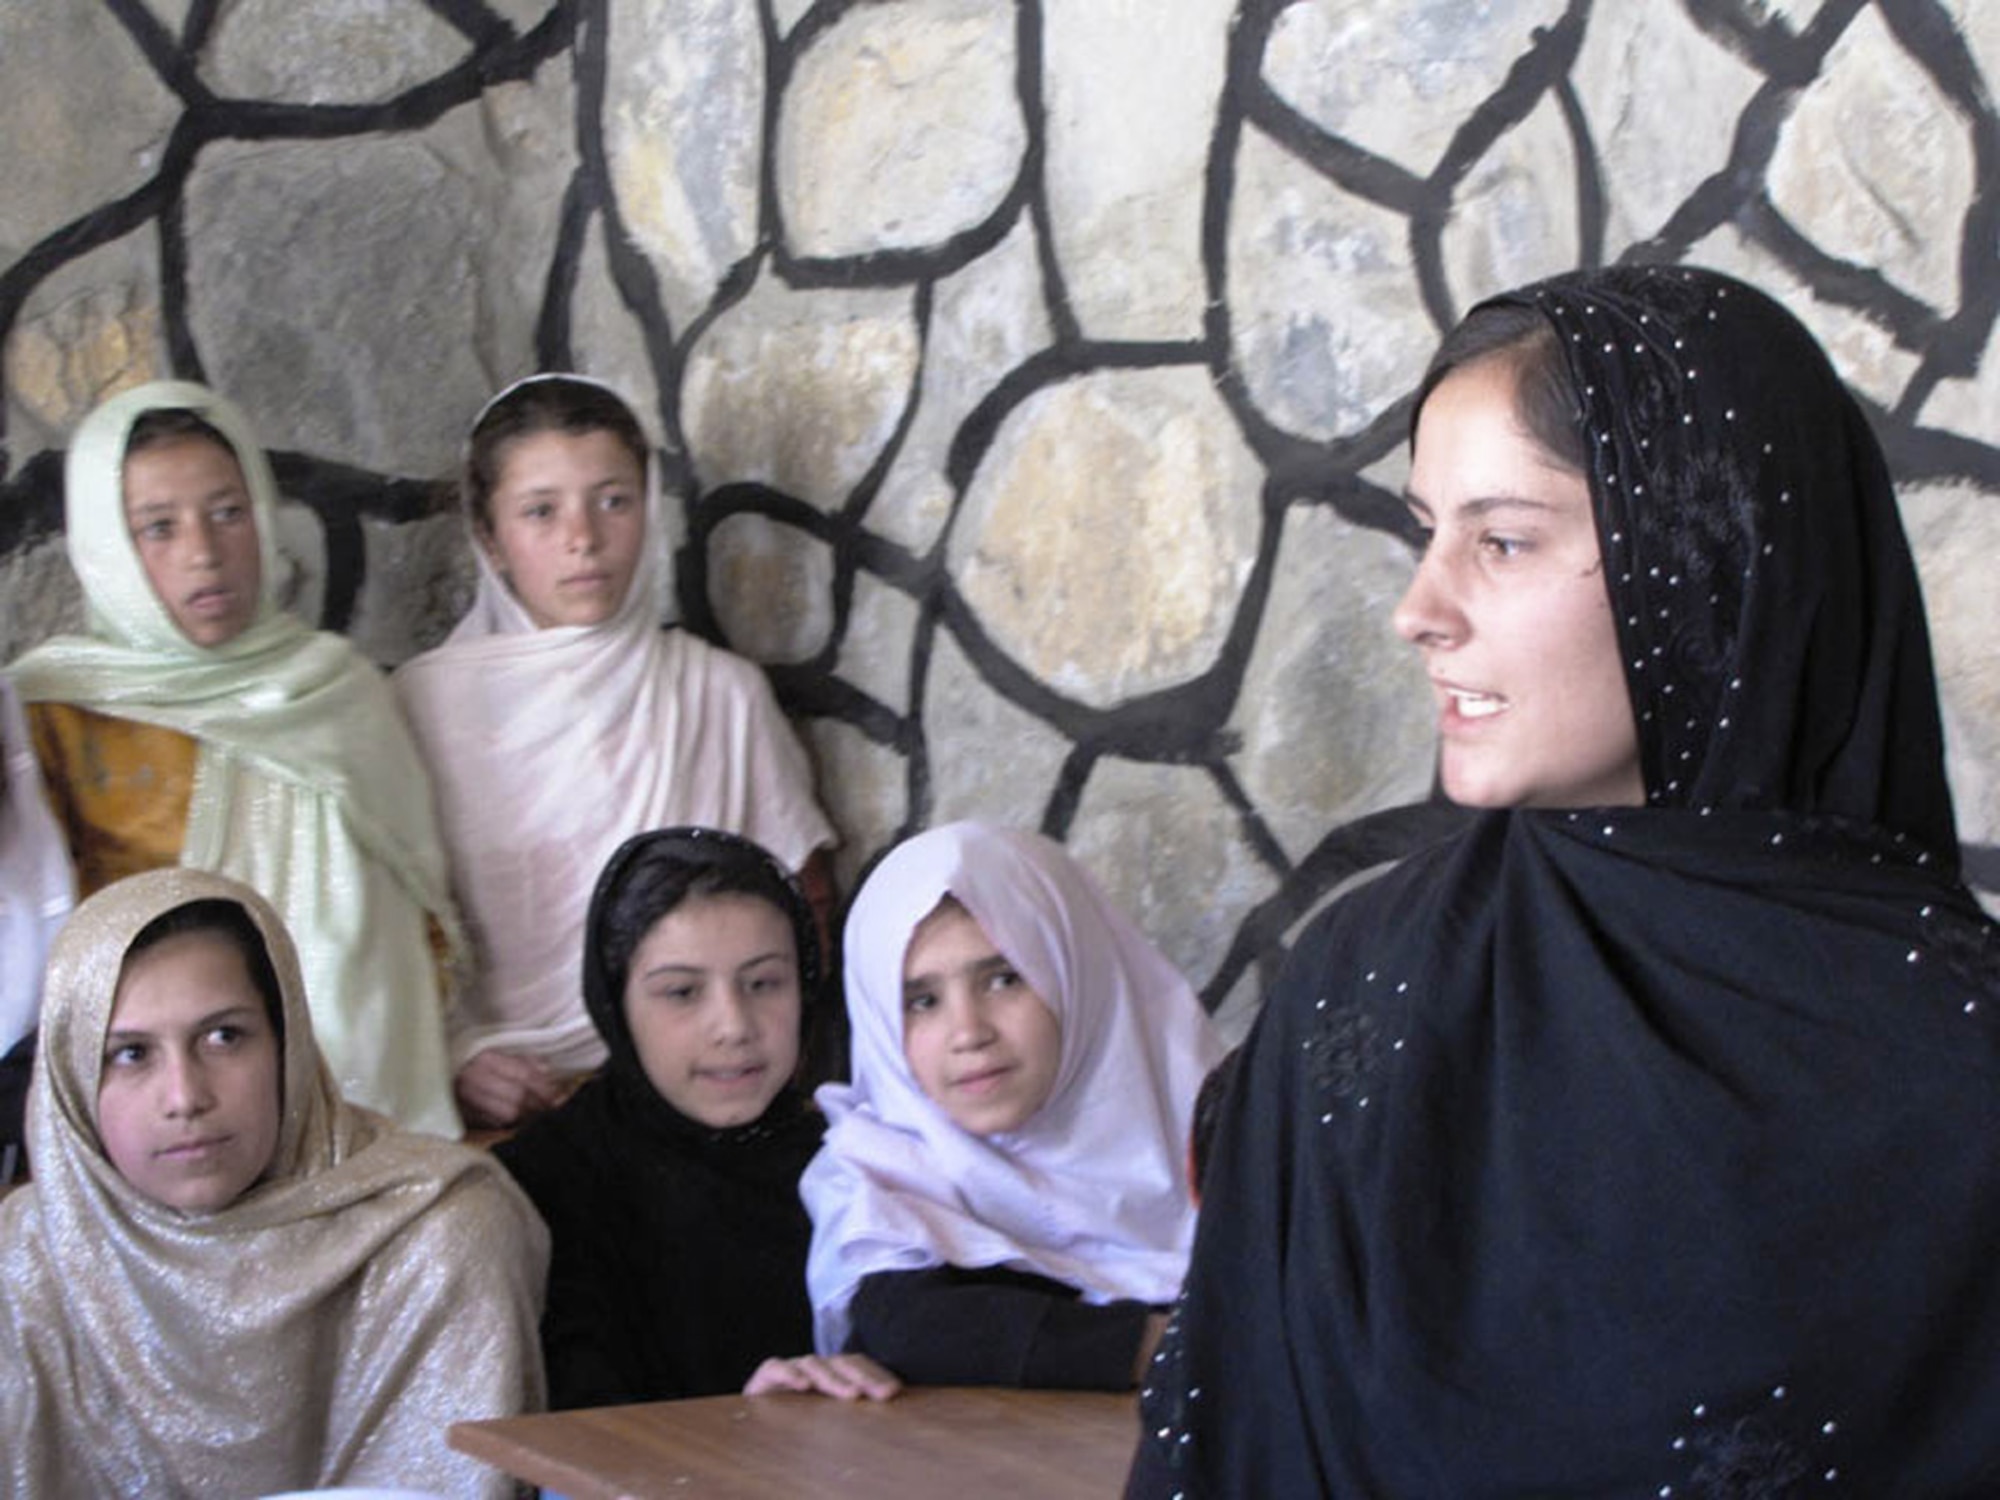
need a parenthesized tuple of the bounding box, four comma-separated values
(0, 679, 73, 1057)
(802, 821, 1226, 1353)
(7, 381, 463, 1135)
(395, 375, 833, 1073)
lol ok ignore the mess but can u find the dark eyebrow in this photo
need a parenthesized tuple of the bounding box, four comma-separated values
(637, 961, 704, 982)
(127, 485, 244, 517)
(1401, 490, 1565, 521)
(105, 1002, 264, 1043)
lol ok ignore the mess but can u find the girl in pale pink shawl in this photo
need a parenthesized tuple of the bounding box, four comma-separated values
(397, 376, 835, 1128)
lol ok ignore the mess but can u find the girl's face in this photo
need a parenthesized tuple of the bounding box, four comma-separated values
(97, 930, 283, 1213)
(1393, 357, 1643, 810)
(623, 892, 802, 1128)
(122, 436, 263, 648)
(900, 900, 1063, 1137)
(478, 427, 647, 629)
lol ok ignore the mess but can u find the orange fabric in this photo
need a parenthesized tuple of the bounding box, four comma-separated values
(30, 703, 461, 997)
(26, 704, 195, 900)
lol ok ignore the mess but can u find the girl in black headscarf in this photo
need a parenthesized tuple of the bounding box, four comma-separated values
(497, 826, 887, 1409)
(1128, 266, 2000, 1497)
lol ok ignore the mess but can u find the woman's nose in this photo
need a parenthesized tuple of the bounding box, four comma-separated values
(160, 1052, 216, 1117)
(1392, 549, 1462, 650)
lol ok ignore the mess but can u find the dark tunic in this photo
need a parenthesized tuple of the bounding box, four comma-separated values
(497, 826, 830, 1410)
(498, 1081, 820, 1408)
(1130, 267, 2000, 1496)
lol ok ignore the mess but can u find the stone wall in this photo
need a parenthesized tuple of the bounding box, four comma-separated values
(3, 0, 1995, 1039)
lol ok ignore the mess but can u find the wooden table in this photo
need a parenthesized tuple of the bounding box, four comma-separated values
(449, 1386, 1139, 1499)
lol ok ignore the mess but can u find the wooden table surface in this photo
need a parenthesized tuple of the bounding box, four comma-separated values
(449, 1386, 1140, 1499)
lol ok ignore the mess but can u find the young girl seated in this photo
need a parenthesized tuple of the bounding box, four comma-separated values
(0, 867, 546, 1498)
(798, 821, 1225, 1391)
(9, 382, 462, 1135)
(395, 375, 836, 1130)
(497, 826, 890, 1408)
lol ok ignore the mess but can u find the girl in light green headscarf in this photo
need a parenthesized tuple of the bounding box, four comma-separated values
(8, 381, 464, 1135)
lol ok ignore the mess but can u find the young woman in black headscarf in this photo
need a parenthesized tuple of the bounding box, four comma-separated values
(496, 826, 889, 1409)
(1127, 265, 2000, 1496)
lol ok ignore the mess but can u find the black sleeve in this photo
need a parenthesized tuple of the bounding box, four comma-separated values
(846, 1264, 1153, 1391)
(494, 1133, 645, 1411)
(1, 1034, 33, 1169)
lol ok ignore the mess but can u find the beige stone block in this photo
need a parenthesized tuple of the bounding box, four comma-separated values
(207, 0, 469, 104)
(707, 511, 834, 665)
(923, 628, 1071, 832)
(1067, 756, 1279, 998)
(489, 0, 560, 30)
(771, 0, 815, 38)
(836, 572, 922, 715)
(777, 0, 1023, 259)
(1226, 126, 1432, 442)
(605, 0, 763, 334)
(682, 274, 920, 513)
(805, 717, 908, 896)
(871, 217, 1050, 555)
(1572, 0, 1761, 253)
(1042, 0, 1230, 341)
(1262, 0, 1567, 177)
(0, 7, 177, 263)
(183, 92, 569, 475)
(0, 536, 84, 663)
(1918, 315, 2000, 441)
(1768, 7, 1975, 313)
(950, 366, 1260, 707)
(1439, 90, 1580, 313)
(354, 511, 476, 666)
(570, 215, 667, 445)
(1229, 503, 1434, 864)
(4, 231, 167, 458)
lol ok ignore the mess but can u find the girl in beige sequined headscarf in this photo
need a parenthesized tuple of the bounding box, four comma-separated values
(0, 867, 548, 1499)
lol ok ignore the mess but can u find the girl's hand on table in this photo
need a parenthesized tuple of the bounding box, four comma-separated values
(743, 1353, 902, 1402)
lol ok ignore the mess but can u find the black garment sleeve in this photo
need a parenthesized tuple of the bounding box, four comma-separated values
(494, 1135, 647, 1410)
(846, 1264, 1153, 1391)
(1, 1034, 33, 1173)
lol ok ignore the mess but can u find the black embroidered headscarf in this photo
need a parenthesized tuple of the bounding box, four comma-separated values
(496, 826, 828, 1408)
(1129, 267, 2000, 1497)
(1519, 267, 1953, 853)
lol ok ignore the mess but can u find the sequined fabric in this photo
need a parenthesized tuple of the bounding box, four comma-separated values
(0, 868, 548, 1498)
(8, 381, 466, 1134)
(1129, 268, 2000, 1496)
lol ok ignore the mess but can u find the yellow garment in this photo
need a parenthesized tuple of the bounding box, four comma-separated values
(27, 702, 194, 897)
(29, 700, 456, 1006)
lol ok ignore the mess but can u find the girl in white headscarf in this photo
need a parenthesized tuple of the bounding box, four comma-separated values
(8, 382, 463, 1136)
(800, 821, 1225, 1389)
(0, 866, 546, 1498)
(396, 375, 835, 1129)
